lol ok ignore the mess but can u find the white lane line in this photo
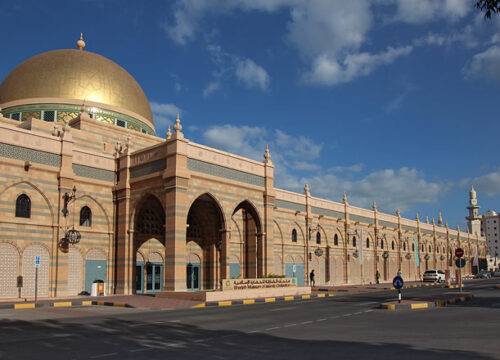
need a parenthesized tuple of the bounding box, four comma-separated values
(301, 321, 313, 325)
(169, 320, 181, 322)
(358, 302, 377, 306)
(269, 307, 296, 312)
(284, 323, 297, 327)
(343, 313, 352, 317)
(316, 318, 327, 322)
(248, 330, 259, 333)
(129, 348, 153, 353)
(265, 327, 280, 331)
(90, 353, 117, 359)
(221, 334, 237, 338)
(364, 309, 374, 313)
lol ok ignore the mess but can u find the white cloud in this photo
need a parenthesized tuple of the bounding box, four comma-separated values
(150, 102, 182, 130)
(235, 58, 270, 90)
(461, 172, 500, 197)
(414, 26, 479, 48)
(202, 124, 267, 160)
(304, 45, 412, 85)
(392, 0, 469, 24)
(307, 167, 446, 213)
(203, 81, 221, 97)
(328, 163, 364, 173)
(165, 0, 413, 86)
(463, 45, 500, 81)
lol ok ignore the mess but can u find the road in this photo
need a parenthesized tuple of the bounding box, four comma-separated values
(1, 279, 499, 359)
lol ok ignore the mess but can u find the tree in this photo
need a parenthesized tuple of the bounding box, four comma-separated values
(476, 0, 500, 18)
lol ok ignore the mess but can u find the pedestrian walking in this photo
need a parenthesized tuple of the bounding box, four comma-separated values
(309, 269, 315, 287)
(376, 270, 380, 284)
(397, 269, 402, 277)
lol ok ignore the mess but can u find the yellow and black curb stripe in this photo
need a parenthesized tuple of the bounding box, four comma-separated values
(380, 294, 474, 310)
(0, 300, 95, 310)
(194, 293, 334, 308)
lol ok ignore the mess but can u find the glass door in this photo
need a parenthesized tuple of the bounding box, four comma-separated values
(145, 263, 163, 293)
(186, 263, 201, 290)
(136, 263, 144, 294)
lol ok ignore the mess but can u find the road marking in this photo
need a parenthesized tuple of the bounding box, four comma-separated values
(343, 313, 352, 317)
(265, 327, 280, 331)
(358, 302, 377, 306)
(354, 312, 363, 315)
(248, 330, 259, 333)
(129, 348, 153, 353)
(364, 309, 374, 313)
(269, 306, 296, 312)
(90, 353, 117, 358)
(284, 323, 297, 327)
(301, 321, 313, 325)
(316, 318, 327, 322)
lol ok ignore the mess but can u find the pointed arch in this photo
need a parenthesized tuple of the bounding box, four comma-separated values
(189, 192, 227, 231)
(273, 220, 284, 245)
(232, 199, 262, 234)
(0, 181, 54, 223)
(77, 194, 111, 232)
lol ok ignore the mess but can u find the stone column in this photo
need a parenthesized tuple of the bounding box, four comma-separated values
(262, 147, 275, 278)
(219, 228, 230, 281)
(163, 125, 189, 291)
(114, 140, 132, 294)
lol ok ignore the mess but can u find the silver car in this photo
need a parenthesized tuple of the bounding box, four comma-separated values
(423, 270, 445, 283)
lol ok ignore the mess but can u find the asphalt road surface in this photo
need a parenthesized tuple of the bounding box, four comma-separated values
(1, 279, 500, 360)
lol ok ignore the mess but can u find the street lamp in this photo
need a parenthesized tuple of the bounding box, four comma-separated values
(60, 186, 81, 246)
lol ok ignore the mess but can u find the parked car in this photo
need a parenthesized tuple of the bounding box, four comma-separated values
(476, 270, 491, 279)
(423, 270, 446, 283)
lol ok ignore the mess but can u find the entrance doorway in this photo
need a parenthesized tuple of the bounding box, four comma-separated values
(144, 262, 162, 293)
(186, 263, 201, 290)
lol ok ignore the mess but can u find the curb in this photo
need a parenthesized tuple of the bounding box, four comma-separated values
(0, 300, 94, 310)
(380, 294, 474, 310)
(193, 293, 334, 308)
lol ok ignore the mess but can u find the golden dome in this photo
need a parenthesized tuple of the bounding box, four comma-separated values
(0, 49, 153, 126)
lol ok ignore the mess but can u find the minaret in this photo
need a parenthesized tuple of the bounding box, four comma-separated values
(466, 186, 481, 235)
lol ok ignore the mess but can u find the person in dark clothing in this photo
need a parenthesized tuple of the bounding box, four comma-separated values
(376, 270, 381, 284)
(309, 269, 315, 287)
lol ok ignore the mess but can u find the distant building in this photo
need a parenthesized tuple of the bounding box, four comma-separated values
(481, 210, 500, 270)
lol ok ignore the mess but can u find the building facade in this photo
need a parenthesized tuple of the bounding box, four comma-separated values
(481, 210, 500, 271)
(0, 38, 487, 299)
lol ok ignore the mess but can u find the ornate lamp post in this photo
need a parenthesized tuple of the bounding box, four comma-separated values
(307, 224, 321, 285)
(59, 186, 81, 251)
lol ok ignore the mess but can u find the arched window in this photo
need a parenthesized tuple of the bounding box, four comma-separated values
(391, 241, 395, 250)
(437, 246, 439, 253)
(381, 239, 384, 249)
(366, 238, 370, 248)
(15, 194, 31, 218)
(412, 243, 415, 251)
(422, 244, 424, 252)
(352, 236, 357, 247)
(80, 206, 92, 227)
(316, 231, 321, 244)
(334, 234, 338, 246)
(443, 247, 446, 253)
(428, 245, 431, 252)
(403, 242, 406, 251)
(292, 229, 297, 243)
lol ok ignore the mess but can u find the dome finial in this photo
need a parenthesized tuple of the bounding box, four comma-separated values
(76, 33, 86, 50)
(166, 126, 172, 140)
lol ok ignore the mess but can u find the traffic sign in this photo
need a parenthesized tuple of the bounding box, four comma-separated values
(393, 275, 404, 290)
(455, 258, 466, 268)
(34, 255, 41, 268)
(455, 248, 464, 258)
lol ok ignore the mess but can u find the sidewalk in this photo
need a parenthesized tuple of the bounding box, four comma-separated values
(312, 280, 457, 293)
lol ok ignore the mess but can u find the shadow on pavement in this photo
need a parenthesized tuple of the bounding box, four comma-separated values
(0, 316, 494, 360)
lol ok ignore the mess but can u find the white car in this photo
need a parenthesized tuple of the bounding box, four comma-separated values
(423, 270, 446, 283)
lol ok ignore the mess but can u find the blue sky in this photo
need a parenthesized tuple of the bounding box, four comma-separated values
(1, 0, 500, 229)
